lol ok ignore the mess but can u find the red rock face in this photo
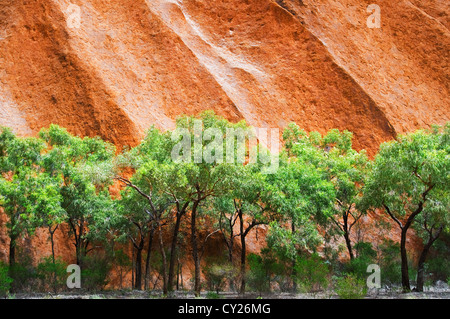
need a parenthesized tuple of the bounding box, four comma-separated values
(3, 0, 448, 152)
(0, 0, 448, 274)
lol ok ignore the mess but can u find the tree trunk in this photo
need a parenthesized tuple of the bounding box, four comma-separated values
(228, 235, 234, 263)
(222, 213, 235, 264)
(157, 220, 168, 295)
(144, 227, 155, 290)
(416, 227, 442, 292)
(191, 201, 201, 297)
(9, 236, 16, 269)
(238, 211, 246, 295)
(400, 227, 411, 292)
(50, 233, 56, 265)
(49, 226, 58, 293)
(343, 212, 354, 260)
(8, 235, 16, 293)
(416, 244, 430, 292)
(75, 244, 81, 266)
(168, 210, 184, 292)
(73, 219, 85, 267)
(227, 230, 235, 291)
(384, 201, 426, 293)
(134, 245, 143, 290)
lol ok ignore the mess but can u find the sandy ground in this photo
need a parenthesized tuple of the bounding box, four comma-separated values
(7, 287, 450, 299)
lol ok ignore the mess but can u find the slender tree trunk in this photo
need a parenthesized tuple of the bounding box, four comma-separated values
(227, 231, 235, 291)
(144, 227, 155, 291)
(75, 244, 81, 266)
(77, 221, 85, 267)
(416, 227, 442, 292)
(384, 201, 427, 293)
(343, 231, 354, 260)
(238, 211, 246, 295)
(50, 233, 56, 265)
(8, 235, 17, 293)
(134, 243, 144, 290)
(400, 227, 411, 292)
(157, 220, 168, 295)
(228, 234, 234, 263)
(343, 212, 354, 260)
(416, 244, 430, 292)
(221, 213, 235, 264)
(69, 219, 82, 266)
(49, 226, 58, 293)
(191, 201, 201, 297)
(9, 236, 16, 269)
(168, 210, 184, 292)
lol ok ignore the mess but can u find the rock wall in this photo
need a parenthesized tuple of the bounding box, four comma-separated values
(3, 0, 447, 154)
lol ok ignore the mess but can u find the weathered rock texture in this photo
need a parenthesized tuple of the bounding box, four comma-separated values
(0, 0, 448, 282)
(2, 0, 448, 152)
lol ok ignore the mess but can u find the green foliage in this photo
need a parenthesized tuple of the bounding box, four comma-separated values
(0, 262, 13, 298)
(1, 118, 449, 296)
(0, 127, 55, 268)
(282, 124, 370, 260)
(378, 239, 402, 286)
(424, 255, 450, 283)
(39, 125, 117, 262)
(9, 262, 35, 292)
(265, 153, 335, 263)
(80, 253, 112, 291)
(360, 124, 449, 290)
(203, 261, 237, 293)
(361, 124, 449, 223)
(35, 257, 67, 292)
(206, 291, 221, 299)
(376, 239, 417, 288)
(344, 242, 377, 279)
(247, 253, 271, 295)
(334, 274, 367, 299)
(294, 253, 330, 293)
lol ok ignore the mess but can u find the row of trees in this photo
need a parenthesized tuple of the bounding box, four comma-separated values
(0, 111, 448, 295)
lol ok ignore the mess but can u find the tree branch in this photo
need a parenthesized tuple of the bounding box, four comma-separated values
(383, 204, 403, 229)
(200, 229, 221, 259)
(115, 176, 151, 201)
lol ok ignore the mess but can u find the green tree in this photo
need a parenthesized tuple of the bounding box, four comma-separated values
(283, 124, 370, 260)
(0, 127, 46, 269)
(117, 111, 249, 295)
(360, 124, 450, 292)
(39, 125, 116, 266)
(115, 174, 172, 292)
(216, 163, 277, 294)
(171, 111, 245, 296)
(414, 203, 449, 291)
(115, 126, 185, 293)
(266, 132, 335, 291)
